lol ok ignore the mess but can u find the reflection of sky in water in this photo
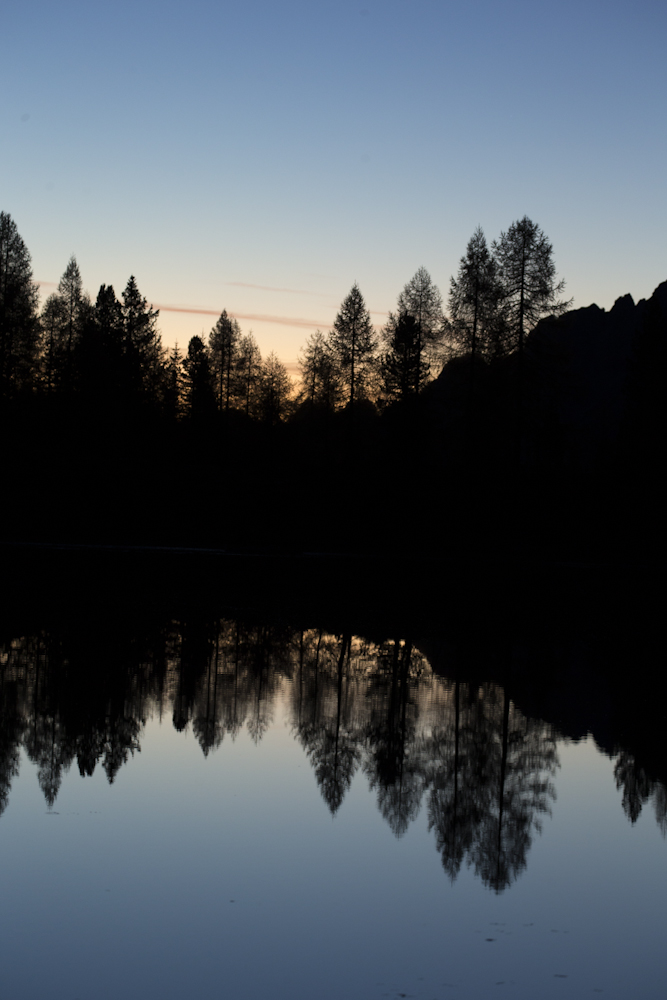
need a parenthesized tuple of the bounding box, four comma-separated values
(1, 691, 665, 1000)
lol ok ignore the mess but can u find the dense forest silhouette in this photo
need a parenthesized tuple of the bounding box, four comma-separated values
(0, 547, 664, 893)
(2, 212, 664, 904)
(1, 210, 665, 557)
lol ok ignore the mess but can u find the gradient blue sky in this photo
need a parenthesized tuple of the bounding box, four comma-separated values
(3, 0, 665, 367)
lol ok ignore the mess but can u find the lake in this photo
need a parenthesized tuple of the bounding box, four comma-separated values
(0, 549, 664, 999)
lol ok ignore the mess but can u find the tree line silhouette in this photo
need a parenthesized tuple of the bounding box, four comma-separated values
(1, 209, 664, 556)
(1, 212, 567, 412)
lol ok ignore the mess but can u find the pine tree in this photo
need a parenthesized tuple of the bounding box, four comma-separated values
(235, 332, 262, 417)
(492, 217, 569, 358)
(394, 267, 444, 392)
(492, 217, 570, 461)
(329, 283, 377, 407)
(209, 310, 241, 412)
(163, 343, 185, 420)
(258, 351, 292, 424)
(40, 293, 67, 394)
(94, 284, 124, 345)
(74, 284, 123, 402)
(380, 311, 422, 404)
(448, 227, 503, 363)
(121, 276, 163, 401)
(58, 257, 88, 360)
(298, 330, 340, 411)
(183, 336, 215, 418)
(0, 212, 40, 397)
(39, 256, 90, 393)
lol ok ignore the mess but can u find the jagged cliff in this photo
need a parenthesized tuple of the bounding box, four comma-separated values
(526, 280, 667, 463)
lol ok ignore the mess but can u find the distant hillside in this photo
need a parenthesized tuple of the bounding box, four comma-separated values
(526, 279, 667, 463)
(430, 278, 667, 472)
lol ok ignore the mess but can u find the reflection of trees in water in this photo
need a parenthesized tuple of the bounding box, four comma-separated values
(1, 632, 147, 808)
(170, 619, 292, 756)
(426, 680, 487, 881)
(655, 785, 667, 837)
(294, 633, 363, 814)
(0, 640, 29, 816)
(1, 620, 664, 885)
(27, 713, 73, 808)
(363, 640, 426, 837)
(241, 623, 288, 744)
(17, 635, 75, 808)
(467, 689, 557, 892)
(290, 633, 435, 819)
(191, 627, 225, 754)
(426, 681, 558, 892)
(0, 701, 23, 817)
(614, 751, 667, 835)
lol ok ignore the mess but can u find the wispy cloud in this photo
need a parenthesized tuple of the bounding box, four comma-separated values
(36, 282, 388, 329)
(155, 304, 331, 330)
(224, 281, 331, 298)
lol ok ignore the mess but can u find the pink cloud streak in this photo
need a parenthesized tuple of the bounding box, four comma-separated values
(224, 281, 331, 298)
(37, 282, 388, 329)
(155, 304, 332, 329)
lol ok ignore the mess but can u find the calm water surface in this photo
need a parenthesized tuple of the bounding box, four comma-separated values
(0, 618, 665, 1000)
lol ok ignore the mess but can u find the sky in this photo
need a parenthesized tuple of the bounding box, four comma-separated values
(3, 0, 666, 370)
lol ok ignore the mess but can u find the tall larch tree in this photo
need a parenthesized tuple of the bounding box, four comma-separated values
(492, 216, 570, 459)
(329, 283, 377, 408)
(235, 332, 262, 417)
(163, 342, 185, 420)
(0, 212, 40, 398)
(492, 217, 569, 359)
(40, 293, 67, 394)
(121, 276, 163, 402)
(73, 283, 123, 404)
(58, 256, 86, 356)
(380, 312, 422, 404)
(298, 330, 340, 411)
(258, 351, 292, 424)
(393, 267, 444, 393)
(209, 310, 241, 413)
(183, 336, 215, 418)
(40, 256, 89, 392)
(448, 227, 503, 364)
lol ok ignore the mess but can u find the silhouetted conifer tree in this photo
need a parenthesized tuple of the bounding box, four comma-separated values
(183, 335, 215, 418)
(235, 332, 262, 417)
(40, 293, 67, 394)
(121, 275, 163, 402)
(209, 310, 241, 412)
(258, 351, 292, 424)
(492, 217, 569, 359)
(380, 311, 422, 404)
(297, 329, 340, 411)
(38, 256, 90, 393)
(163, 342, 185, 419)
(448, 226, 503, 363)
(93, 283, 123, 338)
(329, 283, 377, 407)
(74, 284, 124, 404)
(58, 257, 89, 381)
(0, 212, 40, 398)
(391, 267, 444, 392)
